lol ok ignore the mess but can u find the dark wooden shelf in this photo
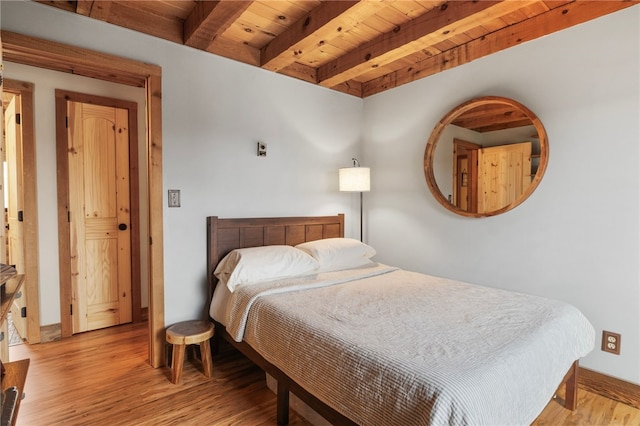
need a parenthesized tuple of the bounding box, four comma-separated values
(2, 358, 29, 393)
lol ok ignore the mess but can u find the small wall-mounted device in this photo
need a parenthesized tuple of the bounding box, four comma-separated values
(257, 142, 267, 157)
(168, 189, 181, 208)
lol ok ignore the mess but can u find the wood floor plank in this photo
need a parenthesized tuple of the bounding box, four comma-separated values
(10, 322, 310, 425)
(8, 321, 640, 425)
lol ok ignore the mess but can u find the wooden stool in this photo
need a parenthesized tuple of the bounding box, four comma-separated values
(166, 320, 214, 384)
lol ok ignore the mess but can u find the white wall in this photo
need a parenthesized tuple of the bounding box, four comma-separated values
(1, 1, 364, 325)
(362, 7, 640, 385)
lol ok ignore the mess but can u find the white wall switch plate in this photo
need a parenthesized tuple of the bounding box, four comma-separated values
(168, 189, 180, 207)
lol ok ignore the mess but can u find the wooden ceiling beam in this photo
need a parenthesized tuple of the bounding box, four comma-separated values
(183, 1, 253, 51)
(318, 0, 541, 88)
(206, 35, 261, 67)
(454, 104, 522, 121)
(472, 119, 534, 133)
(362, 0, 636, 97)
(106, 2, 184, 44)
(274, 63, 362, 97)
(260, 1, 386, 73)
(278, 62, 317, 84)
(331, 79, 363, 97)
(76, 1, 111, 21)
(453, 111, 530, 132)
(76, 1, 93, 16)
(34, 0, 75, 13)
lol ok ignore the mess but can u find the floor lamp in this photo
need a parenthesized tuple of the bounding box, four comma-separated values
(339, 158, 370, 242)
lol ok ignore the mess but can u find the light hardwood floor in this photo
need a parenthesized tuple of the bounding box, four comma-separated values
(9, 321, 640, 425)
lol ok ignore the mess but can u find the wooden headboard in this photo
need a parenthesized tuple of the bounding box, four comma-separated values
(206, 214, 344, 289)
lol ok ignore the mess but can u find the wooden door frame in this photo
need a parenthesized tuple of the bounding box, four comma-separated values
(452, 139, 480, 214)
(2, 79, 41, 344)
(1, 31, 165, 368)
(55, 90, 142, 333)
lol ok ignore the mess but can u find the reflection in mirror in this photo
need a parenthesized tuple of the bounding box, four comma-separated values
(424, 97, 548, 217)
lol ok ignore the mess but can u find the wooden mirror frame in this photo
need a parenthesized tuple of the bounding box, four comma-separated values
(424, 96, 549, 218)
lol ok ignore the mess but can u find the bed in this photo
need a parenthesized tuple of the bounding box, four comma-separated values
(206, 214, 595, 425)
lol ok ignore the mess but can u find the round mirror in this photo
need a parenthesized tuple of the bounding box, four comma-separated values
(424, 96, 548, 217)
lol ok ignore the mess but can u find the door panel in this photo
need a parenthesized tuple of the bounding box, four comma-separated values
(85, 238, 119, 331)
(478, 142, 532, 213)
(68, 101, 132, 333)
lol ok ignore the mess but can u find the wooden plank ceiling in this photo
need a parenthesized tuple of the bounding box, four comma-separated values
(35, 0, 638, 99)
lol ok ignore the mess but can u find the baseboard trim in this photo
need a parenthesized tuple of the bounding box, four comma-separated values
(40, 323, 61, 343)
(579, 367, 640, 410)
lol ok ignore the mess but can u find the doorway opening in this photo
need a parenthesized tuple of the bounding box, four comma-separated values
(3, 31, 165, 367)
(2, 79, 41, 353)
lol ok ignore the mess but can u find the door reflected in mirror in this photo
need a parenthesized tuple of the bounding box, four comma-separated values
(424, 97, 548, 217)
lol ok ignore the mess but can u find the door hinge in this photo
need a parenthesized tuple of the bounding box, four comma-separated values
(16, 113, 21, 125)
(18, 210, 23, 222)
(68, 211, 71, 222)
(21, 306, 27, 318)
(65, 116, 69, 128)
(70, 304, 73, 315)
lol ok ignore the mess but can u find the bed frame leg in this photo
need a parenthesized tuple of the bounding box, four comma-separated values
(277, 380, 290, 425)
(564, 361, 579, 411)
(209, 330, 218, 355)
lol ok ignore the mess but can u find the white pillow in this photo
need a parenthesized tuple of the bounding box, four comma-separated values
(295, 238, 376, 272)
(214, 245, 319, 292)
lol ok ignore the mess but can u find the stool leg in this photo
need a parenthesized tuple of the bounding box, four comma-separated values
(171, 344, 186, 384)
(200, 340, 213, 378)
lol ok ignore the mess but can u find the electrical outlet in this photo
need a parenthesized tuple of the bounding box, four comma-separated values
(602, 331, 621, 355)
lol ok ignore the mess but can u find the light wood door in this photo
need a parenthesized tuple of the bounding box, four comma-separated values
(67, 101, 132, 333)
(5, 94, 28, 341)
(478, 141, 532, 213)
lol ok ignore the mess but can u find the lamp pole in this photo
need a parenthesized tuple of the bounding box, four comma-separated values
(359, 190, 363, 242)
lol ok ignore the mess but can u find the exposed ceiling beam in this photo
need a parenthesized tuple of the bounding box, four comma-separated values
(318, 0, 540, 88)
(274, 62, 363, 97)
(261, 1, 389, 72)
(76, 0, 111, 21)
(452, 107, 531, 132)
(361, 0, 634, 97)
(76, 1, 93, 16)
(184, 0, 253, 50)
(206, 35, 260, 66)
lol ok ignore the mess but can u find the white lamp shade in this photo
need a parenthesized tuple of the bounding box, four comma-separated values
(339, 167, 370, 192)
